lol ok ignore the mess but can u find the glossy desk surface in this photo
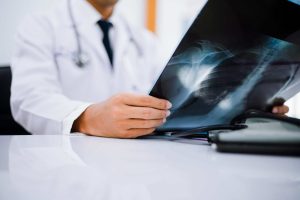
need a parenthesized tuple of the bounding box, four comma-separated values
(0, 134, 299, 200)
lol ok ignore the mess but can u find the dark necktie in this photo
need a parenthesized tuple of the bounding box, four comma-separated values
(97, 20, 113, 66)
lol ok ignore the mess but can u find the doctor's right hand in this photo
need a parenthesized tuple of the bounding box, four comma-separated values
(72, 93, 172, 138)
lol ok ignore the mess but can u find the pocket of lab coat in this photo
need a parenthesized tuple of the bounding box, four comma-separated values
(54, 48, 89, 94)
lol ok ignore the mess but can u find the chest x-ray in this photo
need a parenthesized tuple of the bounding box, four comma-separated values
(150, 0, 300, 131)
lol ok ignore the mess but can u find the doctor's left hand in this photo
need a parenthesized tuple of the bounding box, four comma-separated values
(72, 93, 172, 138)
(272, 105, 289, 116)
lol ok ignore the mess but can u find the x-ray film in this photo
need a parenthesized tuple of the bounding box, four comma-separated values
(150, 0, 300, 131)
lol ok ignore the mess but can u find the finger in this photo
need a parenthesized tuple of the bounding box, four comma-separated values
(123, 119, 166, 129)
(126, 106, 171, 120)
(122, 94, 172, 110)
(123, 128, 156, 139)
(272, 105, 289, 115)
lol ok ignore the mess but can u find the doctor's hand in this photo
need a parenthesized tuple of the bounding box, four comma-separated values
(72, 93, 172, 138)
(272, 105, 289, 116)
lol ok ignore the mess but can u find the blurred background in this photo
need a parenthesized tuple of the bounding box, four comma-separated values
(0, 0, 299, 117)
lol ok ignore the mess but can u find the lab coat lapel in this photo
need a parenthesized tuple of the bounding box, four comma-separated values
(79, 24, 112, 68)
(113, 20, 131, 70)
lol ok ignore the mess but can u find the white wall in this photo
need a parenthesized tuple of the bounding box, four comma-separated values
(156, 0, 207, 60)
(286, 93, 300, 117)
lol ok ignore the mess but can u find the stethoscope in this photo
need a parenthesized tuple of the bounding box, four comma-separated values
(67, 0, 143, 68)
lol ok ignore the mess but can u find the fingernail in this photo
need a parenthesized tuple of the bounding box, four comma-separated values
(272, 107, 278, 113)
(166, 111, 171, 117)
(163, 118, 167, 123)
(167, 102, 172, 109)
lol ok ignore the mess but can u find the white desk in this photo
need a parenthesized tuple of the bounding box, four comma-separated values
(0, 134, 299, 200)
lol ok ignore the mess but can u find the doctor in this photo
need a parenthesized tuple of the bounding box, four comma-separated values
(11, 0, 289, 138)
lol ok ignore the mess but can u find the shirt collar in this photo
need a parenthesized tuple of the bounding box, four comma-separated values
(72, 0, 120, 26)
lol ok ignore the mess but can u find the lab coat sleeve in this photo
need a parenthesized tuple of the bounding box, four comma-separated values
(10, 15, 91, 135)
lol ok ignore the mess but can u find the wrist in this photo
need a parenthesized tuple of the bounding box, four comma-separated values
(71, 107, 91, 134)
(71, 115, 83, 133)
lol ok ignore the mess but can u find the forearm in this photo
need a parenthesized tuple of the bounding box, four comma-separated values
(11, 92, 91, 135)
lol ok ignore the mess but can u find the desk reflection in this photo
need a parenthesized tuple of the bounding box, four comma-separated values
(5, 135, 300, 200)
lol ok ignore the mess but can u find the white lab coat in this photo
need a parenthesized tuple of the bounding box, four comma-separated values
(10, 0, 166, 135)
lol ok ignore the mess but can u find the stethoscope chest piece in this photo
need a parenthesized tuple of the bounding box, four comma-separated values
(72, 51, 90, 68)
